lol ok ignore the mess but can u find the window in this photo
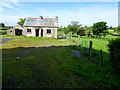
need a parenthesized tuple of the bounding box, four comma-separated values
(27, 29, 31, 33)
(47, 29, 51, 33)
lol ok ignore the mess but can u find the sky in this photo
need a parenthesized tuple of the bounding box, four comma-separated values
(0, 0, 119, 27)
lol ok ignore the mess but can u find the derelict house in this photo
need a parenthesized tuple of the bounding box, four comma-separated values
(7, 16, 58, 38)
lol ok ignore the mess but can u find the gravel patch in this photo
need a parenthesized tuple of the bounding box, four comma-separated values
(0, 38, 13, 43)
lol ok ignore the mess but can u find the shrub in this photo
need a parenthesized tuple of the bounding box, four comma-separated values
(0, 30, 7, 35)
(107, 38, 120, 74)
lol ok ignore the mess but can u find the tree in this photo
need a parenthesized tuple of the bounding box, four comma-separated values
(118, 26, 120, 33)
(93, 22, 108, 38)
(67, 21, 81, 35)
(77, 27, 86, 36)
(86, 26, 93, 37)
(108, 38, 120, 74)
(109, 26, 113, 29)
(114, 26, 120, 33)
(17, 18, 26, 26)
(0, 23, 5, 27)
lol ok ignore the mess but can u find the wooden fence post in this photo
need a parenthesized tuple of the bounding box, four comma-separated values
(88, 40, 93, 56)
(100, 49, 103, 66)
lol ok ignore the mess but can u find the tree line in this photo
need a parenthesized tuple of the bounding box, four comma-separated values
(58, 21, 120, 38)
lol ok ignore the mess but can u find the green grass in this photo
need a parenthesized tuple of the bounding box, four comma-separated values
(107, 29, 114, 33)
(2, 35, 120, 88)
(0, 30, 7, 35)
(71, 34, 120, 63)
(0, 27, 12, 30)
(0, 30, 7, 32)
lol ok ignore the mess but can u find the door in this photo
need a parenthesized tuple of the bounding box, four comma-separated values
(35, 29, 39, 37)
(15, 29, 22, 36)
(41, 29, 43, 37)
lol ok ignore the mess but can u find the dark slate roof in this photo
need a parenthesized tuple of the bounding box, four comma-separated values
(24, 17, 58, 27)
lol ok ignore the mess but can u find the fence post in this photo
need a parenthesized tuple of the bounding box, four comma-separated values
(88, 40, 93, 56)
(100, 49, 103, 66)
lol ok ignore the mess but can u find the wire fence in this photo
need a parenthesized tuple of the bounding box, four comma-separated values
(66, 35, 109, 65)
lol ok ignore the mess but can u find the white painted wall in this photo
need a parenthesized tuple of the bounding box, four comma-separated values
(24, 26, 57, 38)
(43, 27, 57, 38)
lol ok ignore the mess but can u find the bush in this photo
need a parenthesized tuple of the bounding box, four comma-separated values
(0, 30, 7, 35)
(107, 38, 120, 74)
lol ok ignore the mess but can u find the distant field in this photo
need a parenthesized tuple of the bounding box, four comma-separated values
(0, 27, 12, 30)
(107, 29, 114, 33)
(1, 35, 120, 88)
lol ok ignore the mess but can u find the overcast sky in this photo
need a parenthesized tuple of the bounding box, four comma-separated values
(0, 0, 119, 27)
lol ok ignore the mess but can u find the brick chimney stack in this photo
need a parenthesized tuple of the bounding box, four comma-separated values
(56, 16, 58, 20)
(40, 16, 43, 19)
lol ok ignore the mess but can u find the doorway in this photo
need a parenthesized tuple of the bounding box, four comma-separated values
(41, 29, 43, 37)
(15, 29, 22, 36)
(35, 29, 39, 37)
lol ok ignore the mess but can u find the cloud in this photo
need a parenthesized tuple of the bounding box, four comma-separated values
(0, 2, 15, 9)
(2, 0, 120, 2)
(36, 5, 118, 27)
(0, 13, 31, 26)
(0, 2, 118, 27)
(0, 7, 4, 12)
(10, 0, 20, 6)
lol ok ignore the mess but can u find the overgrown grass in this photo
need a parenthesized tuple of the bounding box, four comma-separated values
(71, 35, 119, 64)
(2, 35, 120, 88)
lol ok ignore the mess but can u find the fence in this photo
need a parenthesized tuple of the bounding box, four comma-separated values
(66, 35, 107, 66)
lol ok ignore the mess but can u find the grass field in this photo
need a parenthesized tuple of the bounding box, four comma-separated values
(71, 34, 119, 63)
(1, 35, 120, 88)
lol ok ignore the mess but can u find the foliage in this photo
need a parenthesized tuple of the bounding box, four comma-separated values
(100, 30, 109, 38)
(67, 21, 81, 35)
(17, 18, 26, 26)
(77, 27, 86, 36)
(107, 38, 120, 74)
(114, 26, 120, 34)
(0, 30, 7, 35)
(0, 23, 5, 27)
(86, 26, 93, 37)
(93, 22, 108, 38)
(108, 26, 113, 29)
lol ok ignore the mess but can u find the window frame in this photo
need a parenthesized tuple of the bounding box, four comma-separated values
(47, 29, 51, 34)
(27, 29, 31, 33)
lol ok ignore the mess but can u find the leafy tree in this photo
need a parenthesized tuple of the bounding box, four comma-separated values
(0, 23, 5, 27)
(93, 22, 108, 38)
(17, 18, 26, 26)
(86, 26, 93, 37)
(118, 26, 120, 33)
(108, 26, 113, 29)
(114, 26, 120, 33)
(67, 21, 81, 35)
(114, 27, 118, 32)
(108, 38, 120, 74)
(77, 27, 86, 36)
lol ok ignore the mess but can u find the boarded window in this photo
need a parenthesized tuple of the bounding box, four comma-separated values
(47, 29, 51, 33)
(27, 29, 31, 32)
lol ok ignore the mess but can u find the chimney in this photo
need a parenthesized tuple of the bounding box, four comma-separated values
(56, 16, 58, 25)
(56, 16, 58, 19)
(40, 16, 43, 19)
